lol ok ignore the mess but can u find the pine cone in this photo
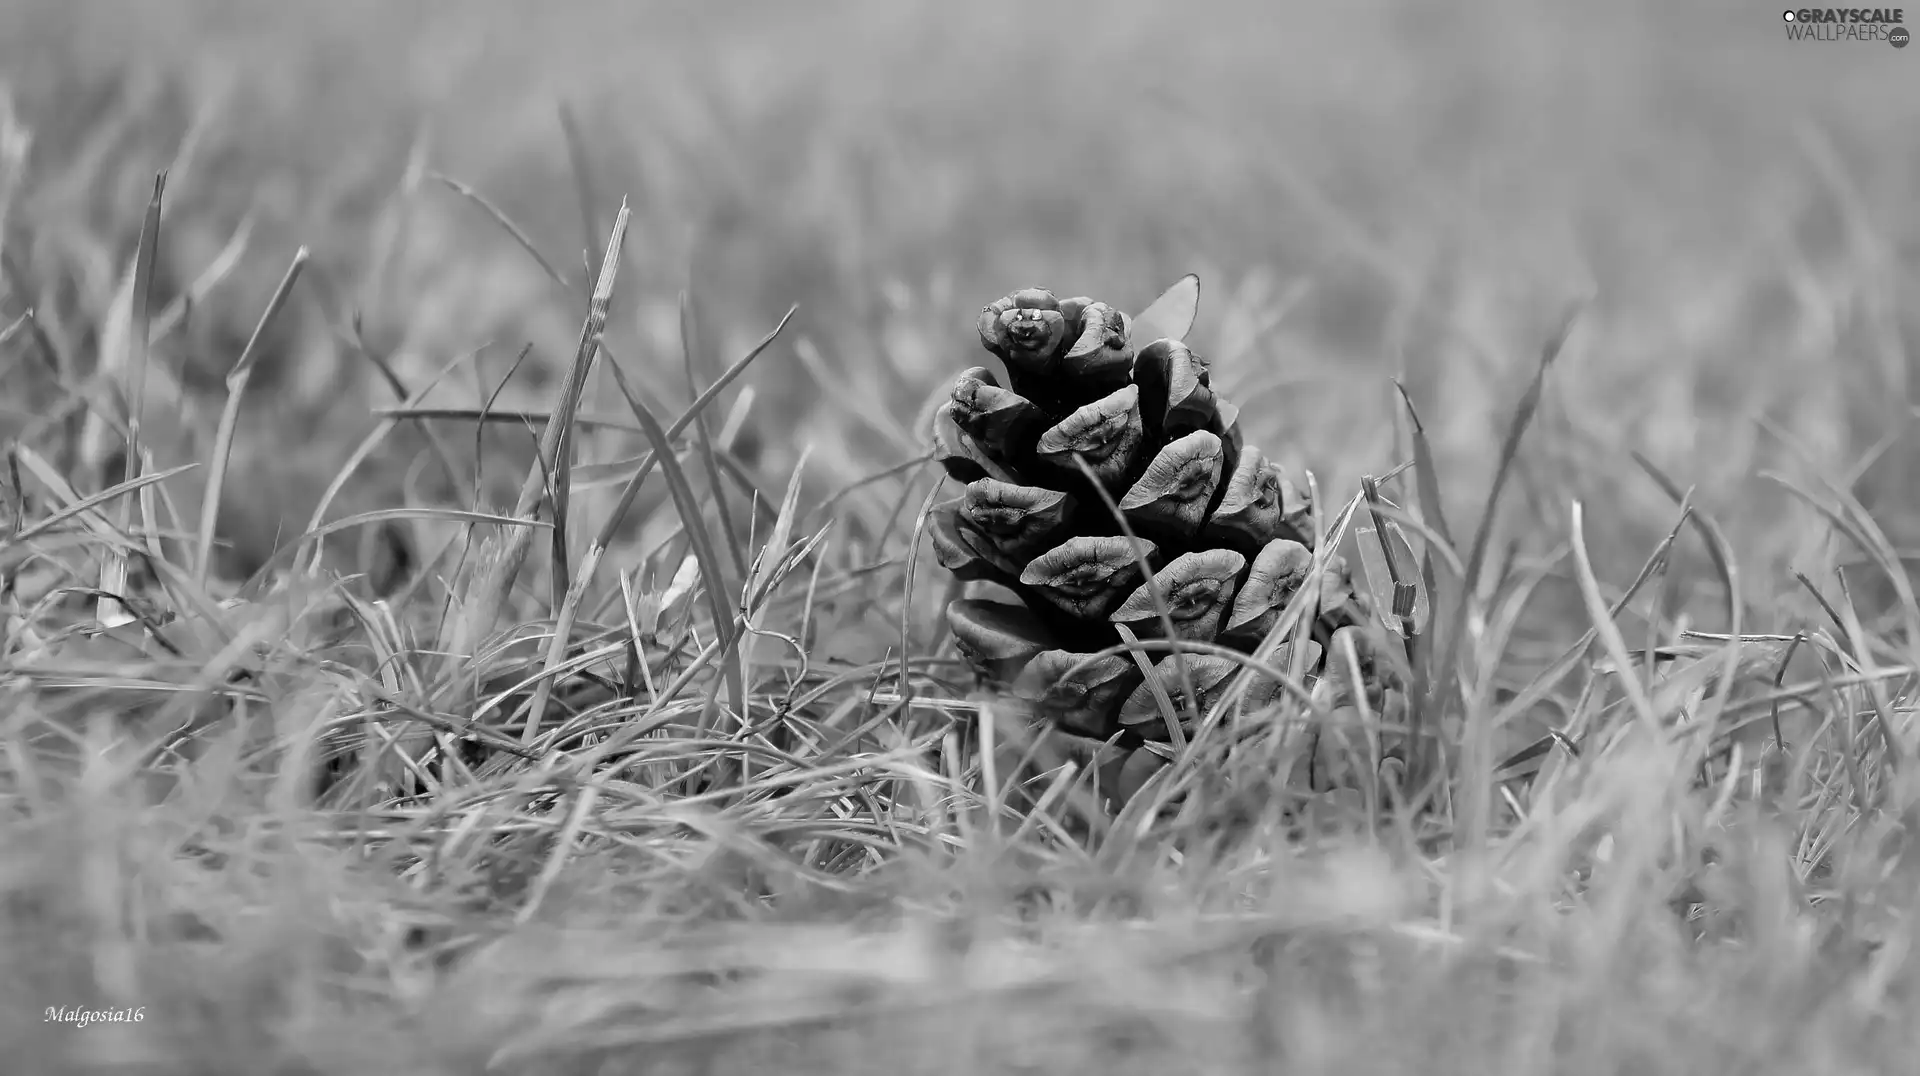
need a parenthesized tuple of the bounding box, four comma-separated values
(933, 279, 1378, 808)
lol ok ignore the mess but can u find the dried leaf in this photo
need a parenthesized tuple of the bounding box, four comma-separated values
(1125, 273, 1201, 348)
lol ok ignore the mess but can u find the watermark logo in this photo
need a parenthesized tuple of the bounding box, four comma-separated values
(1783, 8, 1909, 46)
(45, 1006, 146, 1029)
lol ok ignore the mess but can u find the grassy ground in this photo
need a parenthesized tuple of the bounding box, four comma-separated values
(2, 1, 1919, 1072)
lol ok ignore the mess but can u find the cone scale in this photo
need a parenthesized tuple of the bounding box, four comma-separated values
(934, 281, 1376, 806)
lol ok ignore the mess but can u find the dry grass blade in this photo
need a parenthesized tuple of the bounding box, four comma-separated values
(359, 121, 431, 326)
(338, 314, 469, 503)
(433, 162, 680, 424)
(898, 483, 943, 704)
(0, 309, 30, 354)
(1117, 622, 1186, 751)
(746, 449, 811, 613)
(1795, 570, 1854, 651)
(1628, 452, 1748, 738)
(1833, 569, 1905, 771)
(442, 202, 630, 665)
(97, 171, 165, 628)
(11, 446, 135, 548)
(432, 172, 573, 292)
(804, 454, 932, 532)
(299, 345, 487, 575)
(1815, 473, 1918, 660)
(515, 308, 794, 743)
(1390, 381, 1450, 788)
(1432, 307, 1575, 842)
(1570, 500, 1660, 730)
(741, 448, 811, 686)
(638, 306, 795, 485)
(1755, 413, 1920, 653)
(1631, 452, 1735, 626)
(1351, 496, 1466, 585)
(1219, 489, 1368, 709)
(305, 507, 550, 543)
(517, 782, 600, 925)
(4, 462, 198, 547)
(150, 210, 255, 346)
(1795, 569, 1906, 771)
(558, 101, 603, 291)
(1424, 308, 1576, 813)
(8, 447, 230, 638)
(1360, 473, 1433, 792)
(541, 225, 636, 606)
(1491, 493, 1693, 731)
(1071, 454, 1200, 743)
(194, 246, 308, 586)
(604, 355, 747, 746)
(680, 290, 749, 582)
(1392, 380, 1455, 552)
(793, 337, 920, 455)
(369, 408, 642, 433)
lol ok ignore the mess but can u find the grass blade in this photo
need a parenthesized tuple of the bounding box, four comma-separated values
(433, 172, 572, 292)
(195, 246, 308, 586)
(1392, 379, 1454, 552)
(1490, 494, 1694, 731)
(604, 357, 747, 748)
(1427, 310, 1576, 698)
(558, 101, 603, 292)
(519, 306, 797, 740)
(1570, 500, 1661, 730)
(441, 202, 631, 665)
(1435, 305, 1577, 846)
(680, 290, 748, 582)
(1629, 451, 1748, 740)
(5, 461, 199, 547)
(98, 171, 165, 628)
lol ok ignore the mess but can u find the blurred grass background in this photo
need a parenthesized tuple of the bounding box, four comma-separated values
(6, 0, 1914, 606)
(3, 1, 1920, 1072)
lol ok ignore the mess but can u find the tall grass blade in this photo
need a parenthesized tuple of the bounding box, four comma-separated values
(680, 290, 748, 581)
(604, 359, 747, 748)
(558, 101, 603, 292)
(97, 172, 165, 628)
(1570, 500, 1661, 730)
(442, 203, 631, 665)
(1437, 306, 1576, 847)
(519, 307, 797, 740)
(195, 246, 308, 586)
(1629, 452, 1748, 740)
(1426, 309, 1578, 741)
(433, 172, 572, 292)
